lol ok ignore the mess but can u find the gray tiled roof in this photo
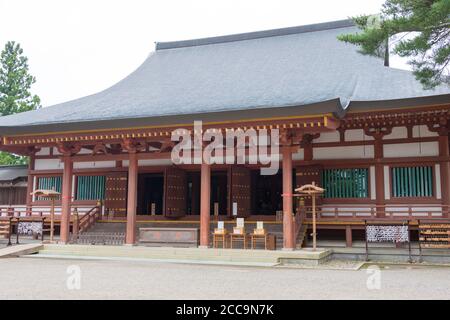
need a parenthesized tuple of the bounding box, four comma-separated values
(0, 19, 448, 134)
(0, 165, 28, 182)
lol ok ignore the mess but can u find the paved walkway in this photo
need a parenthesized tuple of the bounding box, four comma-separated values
(0, 257, 449, 299)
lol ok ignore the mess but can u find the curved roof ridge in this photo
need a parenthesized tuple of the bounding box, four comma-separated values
(155, 19, 354, 50)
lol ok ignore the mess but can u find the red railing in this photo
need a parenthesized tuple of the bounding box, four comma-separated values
(72, 205, 101, 240)
(0, 204, 99, 218)
(302, 204, 450, 221)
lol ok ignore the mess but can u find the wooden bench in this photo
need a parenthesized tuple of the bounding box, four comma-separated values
(0, 217, 13, 246)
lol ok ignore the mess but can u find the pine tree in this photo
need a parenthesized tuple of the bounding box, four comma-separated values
(338, 0, 450, 89)
(0, 41, 41, 165)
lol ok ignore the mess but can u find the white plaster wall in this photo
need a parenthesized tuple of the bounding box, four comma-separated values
(35, 147, 50, 156)
(383, 127, 407, 140)
(344, 129, 374, 142)
(435, 164, 442, 200)
(314, 131, 340, 143)
(292, 149, 304, 161)
(78, 148, 92, 155)
(125, 159, 174, 167)
(383, 142, 439, 157)
(313, 145, 374, 159)
(384, 166, 390, 200)
(74, 161, 115, 169)
(370, 166, 376, 200)
(35, 159, 62, 170)
(53, 147, 61, 155)
(413, 125, 438, 138)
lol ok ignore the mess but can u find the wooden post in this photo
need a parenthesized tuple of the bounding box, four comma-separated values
(200, 163, 211, 247)
(72, 208, 79, 241)
(26, 154, 35, 216)
(126, 152, 138, 245)
(374, 137, 385, 218)
(50, 198, 55, 242)
(438, 133, 450, 218)
(312, 194, 317, 251)
(282, 146, 295, 250)
(345, 225, 352, 247)
(60, 156, 73, 244)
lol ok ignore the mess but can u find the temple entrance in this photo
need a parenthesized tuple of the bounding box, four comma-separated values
(251, 170, 282, 215)
(186, 171, 229, 216)
(137, 173, 164, 215)
(211, 171, 228, 216)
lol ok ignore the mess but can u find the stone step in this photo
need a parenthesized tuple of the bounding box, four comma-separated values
(39, 245, 285, 258)
(35, 244, 332, 265)
(37, 250, 281, 263)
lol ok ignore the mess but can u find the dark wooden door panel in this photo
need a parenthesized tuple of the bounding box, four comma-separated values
(229, 166, 251, 217)
(104, 172, 128, 217)
(164, 166, 187, 218)
(295, 165, 323, 206)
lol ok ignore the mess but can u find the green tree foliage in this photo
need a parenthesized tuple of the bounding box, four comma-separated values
(0, 41, 41, 165)
(338, 0, 450, 89)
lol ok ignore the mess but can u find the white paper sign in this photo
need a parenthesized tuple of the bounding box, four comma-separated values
(217, 221, 224, 230)
(257, 221, 264, 230)
(232, 202, 238, 216)
(237, 218, 244, 228)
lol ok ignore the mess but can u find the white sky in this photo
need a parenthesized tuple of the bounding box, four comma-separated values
(0, 0, 395, 107)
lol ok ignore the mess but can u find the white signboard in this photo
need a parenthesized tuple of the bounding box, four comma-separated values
(17, 222, 43, 236)
(232, 202, 238, 216)
(217, 221, 224, 230)
(366, 225, 409, 243)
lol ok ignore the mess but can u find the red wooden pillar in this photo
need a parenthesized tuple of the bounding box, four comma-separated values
(200, 163, 211, 247)
(26, 153, 35, 216)
(282, 146, 295, 250)
(374, 137, 385, 218)
(126, 152, 138, 245)
(438, 133, 450, 218)
(345, 225, 352, 247)
(60, 156, 73, 244)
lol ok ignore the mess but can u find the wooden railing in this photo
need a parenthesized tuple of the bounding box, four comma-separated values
(302, 204, 450, 221)
(0, 204, 98, 218)
(72, 205, 102, 240)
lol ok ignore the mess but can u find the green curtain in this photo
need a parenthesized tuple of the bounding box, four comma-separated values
(321, 168, 368, 199)
(76, 175, 106, 200)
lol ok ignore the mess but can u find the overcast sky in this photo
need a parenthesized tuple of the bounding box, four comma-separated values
(0, 0, 391, 107)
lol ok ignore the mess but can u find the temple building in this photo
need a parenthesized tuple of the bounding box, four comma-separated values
(0, 19, 449, 249)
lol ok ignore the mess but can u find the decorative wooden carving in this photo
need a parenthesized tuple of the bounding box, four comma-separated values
(363, 126, 393, 140)
(56, 142, 81, 156)
(121, 138, 146, 153)
(427, 117, 449, 136)
(92, 143, 108, 155)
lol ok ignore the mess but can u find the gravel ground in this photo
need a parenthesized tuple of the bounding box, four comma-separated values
(0, 257, 449, 300)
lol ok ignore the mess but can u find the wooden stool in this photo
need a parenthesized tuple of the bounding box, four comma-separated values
(230, 233, 247, 249)
(250, 233, 268, 250)
(213, 232, 228, 248)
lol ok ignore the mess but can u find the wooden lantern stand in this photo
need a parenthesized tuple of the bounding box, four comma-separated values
(30, 189, 61, 243)
(294, 182, 325, 251)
